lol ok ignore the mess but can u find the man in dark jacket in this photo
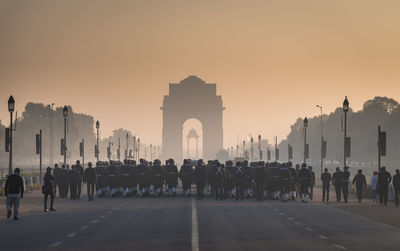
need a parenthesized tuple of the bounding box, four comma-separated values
(321, 168, 331, 202)
(255, 162, 266, 201)
(84, 162, 97, 201)
(5, 168, 24, 220)
(342, 166, 351, 203)
(75, 160, 84, 199)
(299, 163, 311, 203)
(165, 159, 178, 197)
(377, 166, 392, 206)
(393, 169, 400, 206)
(352, 169, 367, 202)
(332, 167, 343, 202)
(43, 167, 56, 212)
(193, 159, 206, 199)
(234, 162, 246, 201)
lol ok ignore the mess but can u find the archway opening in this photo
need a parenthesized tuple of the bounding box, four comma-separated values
(182, 118, 203, 160)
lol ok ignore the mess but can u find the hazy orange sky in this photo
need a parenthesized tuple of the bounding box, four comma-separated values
(1, 0, 400, 148)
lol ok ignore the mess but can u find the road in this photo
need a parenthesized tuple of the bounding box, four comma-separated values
(1, 194, 400, 251)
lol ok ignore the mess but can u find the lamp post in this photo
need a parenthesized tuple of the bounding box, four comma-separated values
(250, 137, 254, 162)
(96, 120, 100, 162)
(63, 106, 68, 166)
(8, 95, 15, 175)
(303, 117, 308, 164)
(343, 96, 349, 167)
(316, 105, 323, 174)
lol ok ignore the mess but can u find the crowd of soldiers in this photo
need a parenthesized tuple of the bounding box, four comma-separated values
(58, 158, 316, 203)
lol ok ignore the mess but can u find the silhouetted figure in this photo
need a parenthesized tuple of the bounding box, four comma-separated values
(393, 169, 400, 206)
(43, 167, 55, 212)
(342, 166, 350, 203)
(234, 162, 246, 201)
(321, 168, 331, 202)
(84, 162, 96, 201)
(193, 159, 206, 199)
(75, 160, 84, 199)
(299, 163, 311, 203)
(370, 171, 378, 203)
(53, 164, 60, 196)
(308, 166, 315, 200)
(352, 169, 367, 202)
(255, 162, 266, 201)
(5, 168, 24, 220)
(280, 163, 291, 202)
(332, 167, 342, 202)
(214, 161, 225, 200)
(165, 159, 178, 197)
(377, 166, 392, 206)
(150, 159, 164, 197)
(179, 159, 194, 196)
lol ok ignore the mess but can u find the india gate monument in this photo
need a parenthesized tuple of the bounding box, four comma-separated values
(161, 75, 224, 161)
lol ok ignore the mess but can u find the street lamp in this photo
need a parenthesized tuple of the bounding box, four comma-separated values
(316, 105, 323, 174)
(343, 96, 349, 166)
(63, 106, 68, 166)
(96, 120, 100, 162)
(8, 95, 15, 175)
(303, 117, 308, 164)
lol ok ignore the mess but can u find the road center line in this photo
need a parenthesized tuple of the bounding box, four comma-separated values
(333, 244, 347, 250)
(286, 217, 293, 221)
(50, 241, 63, 247)
(305, 227, 313, 232)
(192, 197, 199, 251)
(66, 232, 76, 238)
(91, 220, 99, 224)
(319, 235, 328, 240)
(295, 222, 303, 226)
(99, 215, 106, 218)
(279, 213, 285, 216)
(80, 225, 88, 230)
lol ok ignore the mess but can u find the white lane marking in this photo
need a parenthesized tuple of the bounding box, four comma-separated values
(50, 241, 63, 247)
(66, 232, 76, 238)
(80, 225, 88, 230)
(91, 220, 99, 224)
(295, 222, 303, 226)
(286, 217, 293, 221)
(319, 235, 328, 240)
(192, 197, 199, 251)
(273, 209, 278, 212)
(333, 244, 347, 250)
(99, 215, 106, 218)
(279, 212, 285, 216)
(305, 227, 313, 232)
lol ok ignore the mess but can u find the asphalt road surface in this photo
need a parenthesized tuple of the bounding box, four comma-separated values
(1, 195, 400, 251)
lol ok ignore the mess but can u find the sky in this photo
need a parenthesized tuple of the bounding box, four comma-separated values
(1, 0, 400, 148)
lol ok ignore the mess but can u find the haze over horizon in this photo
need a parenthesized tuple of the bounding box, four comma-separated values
(1, 0, 400, 147)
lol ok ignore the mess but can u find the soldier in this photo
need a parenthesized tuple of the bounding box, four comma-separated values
(295, 164, 301, 197)
(151, 159, 164, 197)
(53, 164, 60, 196)
(136, 159, 149, 198)
(206, 160, 216, 196)
(234, 162, 246, 201)
(393, 169, 400, 206)
(352, 169, 366, 202)
(377, 166, 392, 206)
(43, 167, 56, 212)
(308, 166, 315, 200)
(321, 168, 331, 202)
(280, 163, 291, 202)
(224, 161, 235, 198)
(265, 163, 274, 199)
(59, 164, 70, 199)
(96, 161, 109, 198)
(288, 162, 297, 200)
(69, 165, 80, 200)
(243, 160, 252, 198)
(342, 166, 351, 203)
(214, 161, 225, 200)
(332, 167, 343, 202)
(121, 160, 131, 197)
(179, 159, 194, 196)
(165, 159, 178, 197)
(75, 160, 84, 199)
(298, 163, 311, 203)
(271, 163, 281, 200)
(254, 161, 266, 201)
(84, 162, 96, 201)
(193, 159, 206, 199)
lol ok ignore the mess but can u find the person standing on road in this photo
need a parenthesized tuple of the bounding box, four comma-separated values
(84, 162, 97, 201)
(321, 168, 331, 202)
(342, 166, 350, 203)
(393, 169, 400, 206)
(43, 167, 56, 212)
(377, 166, 392, 206)
(332, 167, 343, 202)
(308, 166, 315, 200)
(53, 164, 60, 196)
(370, 171, 379, 203)
(299, 163, 311, 203)
(75, 160, 84, 200)
(193, 159, 206, 199)
(4, 168, 24, 220)
(352, 169, 367, 202)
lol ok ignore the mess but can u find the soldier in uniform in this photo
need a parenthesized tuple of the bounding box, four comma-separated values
(295, 164, 300, 197)
(254, 161, 266, 201)
(288, 162, 297, 200)
(377, 166, 392, 206)
(214, 160, 225, 200)
(224, 161, 235, 198)
(165, 159, 178, 197)
(298, 163, 311, 203)
(243, 160, 252, 198)
(342, 166, 351, 203)
(69, 165, 79, 200)
(308, 166, 315, 200)
(234, 162, 246, 201)
(43, 167, 55, 212)
(53, 164, 60, 197)
(75, 160, 84, 199)
(332, 167, 343, 202)
(179, 159, 194, 196)
(393, 169, 400, 206)
(151, 159, 164, 197)
(193, 159, 206, 199)
(271, 163, 281, 200)
(84, 162, 96, 201)
(108, 161, 119, 197)
(96, 161, 108, 198)
(352, 169, 367, 202)
(59, 164, 70, 199)
(321, 168, 331, 202)
(280, 163, 291, 202)
(206, 160, 216, 196)
(136, 159, 149, 198)
(121, 160, 132, 197)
